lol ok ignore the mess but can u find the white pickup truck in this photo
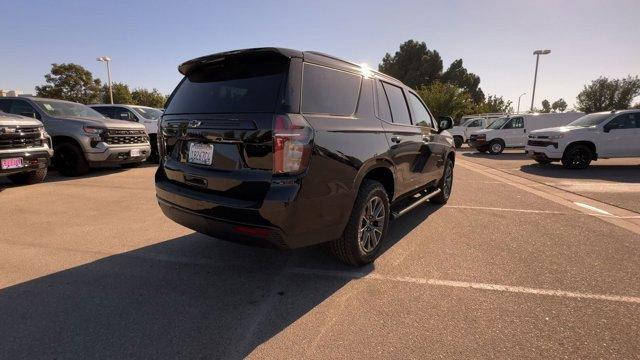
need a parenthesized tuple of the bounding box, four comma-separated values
(525, 110, 640, 169)
(449, 117, 495, 148)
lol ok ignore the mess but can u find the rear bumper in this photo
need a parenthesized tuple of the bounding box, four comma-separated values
(155, 167, 336, 249)
(0, 148, 52, 176)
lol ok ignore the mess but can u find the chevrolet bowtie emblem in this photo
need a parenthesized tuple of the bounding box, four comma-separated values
(188, 120, 202, 128)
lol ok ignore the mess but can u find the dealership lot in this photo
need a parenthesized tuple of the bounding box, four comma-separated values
(1, 157, 639, 359)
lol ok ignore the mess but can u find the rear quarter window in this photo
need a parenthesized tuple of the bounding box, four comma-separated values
(302, 63, 361, 116)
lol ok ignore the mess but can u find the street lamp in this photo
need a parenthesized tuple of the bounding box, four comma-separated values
(517, 92, 526, 114)
(530, 49, 550, 111)
(96, 56, 113, 104)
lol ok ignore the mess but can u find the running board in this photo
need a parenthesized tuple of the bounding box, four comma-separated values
(391, 188, 441, 219)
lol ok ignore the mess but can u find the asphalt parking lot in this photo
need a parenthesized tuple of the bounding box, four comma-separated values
(1, 154, 640, 359)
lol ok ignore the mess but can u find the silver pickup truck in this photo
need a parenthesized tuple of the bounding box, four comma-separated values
(0, 97, 150, 176)
(0, 111, 53, 184)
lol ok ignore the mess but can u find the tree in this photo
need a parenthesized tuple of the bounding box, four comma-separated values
(379, 40, 443, 89)
(552, 98, 568, 112)
(541, 99, 551, 113)
(416, 81, 474, 120)
(35, 63, 101, 104)
(131, 88, 167, 108)
(441, 59, 485, 104)
(474, 95, 512, 114)
(576, 76, 640, 113)
(101, 82, 133, 104)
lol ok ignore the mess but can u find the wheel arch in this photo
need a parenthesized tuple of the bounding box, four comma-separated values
(564, 141, 597, 158)
(354, 159, 396, 202)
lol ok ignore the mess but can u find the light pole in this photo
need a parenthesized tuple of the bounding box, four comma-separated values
(530, 49, 550, 111)
(96, 56, 113, 104)
(517, 92, 526, 114)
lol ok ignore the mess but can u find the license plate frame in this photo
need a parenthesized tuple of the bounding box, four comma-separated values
(188, 142, 214, 166)
(1, 157, 24, 170)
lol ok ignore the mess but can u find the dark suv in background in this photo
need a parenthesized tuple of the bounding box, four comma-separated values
(156, 48, 455, 265)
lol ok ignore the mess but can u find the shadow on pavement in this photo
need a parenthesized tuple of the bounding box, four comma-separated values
(461, 151, 528, 161)
(520, 163, 640, 183)
(0, 203, 441, 359)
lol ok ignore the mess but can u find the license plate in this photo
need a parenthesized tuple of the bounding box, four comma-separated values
(1, 157, 23, 170)
(188, 142, 214, 165)
(130, 149, 141, 157)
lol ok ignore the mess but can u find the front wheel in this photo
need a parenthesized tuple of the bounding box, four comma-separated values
(8, 167, 48, 185)
(453, 136, 463, 149)
(53, 142, 90, 177)
(330, 180, 390, 266)
(562, 145, 593, 169)
(488, 140, 504, 155)
(431, 157, 454, 204)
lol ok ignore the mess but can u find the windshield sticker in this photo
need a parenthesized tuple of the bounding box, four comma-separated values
(43, 103, 54, 111)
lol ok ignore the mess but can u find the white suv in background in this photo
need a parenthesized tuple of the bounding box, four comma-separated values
(526, 110, 640, 169)
(91, 104, 162, 161)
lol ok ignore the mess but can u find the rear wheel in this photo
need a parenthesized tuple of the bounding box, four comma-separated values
(330, 180, 390, 266)
(562, 144, 593, 169)
(453, 136, 463, 149)
(431, 157, 454, 204)
(53, 142, 90, 176)
(8, 167, 47, 185)
(488, 140, 504, 155)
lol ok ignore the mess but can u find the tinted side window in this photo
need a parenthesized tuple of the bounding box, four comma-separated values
(10, 100, 38, 117)
(468, 119, 482, 127)
(375, 81, 392, 122)
(302, 64, 361, 116)
(407, 92, 433, 128)
(607, 114, 638, 130)
(112, 107, 138, 121)
(92, 107, 113, 118)
(382, 82, 412, 126)
(0, 99, 11, 113)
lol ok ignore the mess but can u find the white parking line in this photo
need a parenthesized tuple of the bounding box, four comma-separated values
(444, 205, 570, 214)
(286, 268, 640, 304)
(573, 202, 613, 216)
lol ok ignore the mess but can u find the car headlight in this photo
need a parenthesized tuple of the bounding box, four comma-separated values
(83, 126, 106, 135)
(547, 134, 564, 140)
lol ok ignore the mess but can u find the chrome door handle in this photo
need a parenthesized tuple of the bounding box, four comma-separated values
(391, 136, 402, 143)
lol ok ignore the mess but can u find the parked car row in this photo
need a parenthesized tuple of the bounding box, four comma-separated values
(462, 110, 640, 168)
(0, 97, 162, 184)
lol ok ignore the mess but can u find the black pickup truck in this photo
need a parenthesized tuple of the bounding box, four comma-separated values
(155, 48, 456, 266)
(0, 111, 53, 185)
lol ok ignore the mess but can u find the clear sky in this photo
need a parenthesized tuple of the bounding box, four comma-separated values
(2, 0, 639, 109)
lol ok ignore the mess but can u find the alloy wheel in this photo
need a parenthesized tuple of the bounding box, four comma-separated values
(358, 196, 385, 253)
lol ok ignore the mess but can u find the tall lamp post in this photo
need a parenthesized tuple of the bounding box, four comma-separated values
(517, 92, 526, 114)
(96, 56, 113, 104)
(530, 49, 551, 111)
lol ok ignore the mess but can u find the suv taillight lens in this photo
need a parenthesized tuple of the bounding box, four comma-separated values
(273, 114, 313, 174)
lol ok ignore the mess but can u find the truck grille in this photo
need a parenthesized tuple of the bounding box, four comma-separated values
(0, 126, 43, 150)
(103, 129, 148, 145)
(527, 140, 557, 148)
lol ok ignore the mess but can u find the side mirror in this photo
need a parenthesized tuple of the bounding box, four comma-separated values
(20, 112, 39, 119)
(436, 116, 453, 132)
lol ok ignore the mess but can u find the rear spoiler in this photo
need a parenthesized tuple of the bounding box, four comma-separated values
(178, 47, 303, 75)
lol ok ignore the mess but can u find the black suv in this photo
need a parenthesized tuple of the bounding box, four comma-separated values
(156, 48, 455, 266)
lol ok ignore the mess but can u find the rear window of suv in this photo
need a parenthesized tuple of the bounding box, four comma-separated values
(165, 53, 288, 114)
(302, 64, 361, 116)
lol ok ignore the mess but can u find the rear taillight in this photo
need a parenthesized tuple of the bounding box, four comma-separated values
(273, 114, 314, 174)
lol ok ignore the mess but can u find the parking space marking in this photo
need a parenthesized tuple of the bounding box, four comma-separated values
(444, 205, 571, 215)
(286, 268, 640, 304)
(574, 202, 613, 216)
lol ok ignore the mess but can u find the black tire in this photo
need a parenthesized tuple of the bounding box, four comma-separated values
(7, 167, 47, 185)
(148, 134, 159, 163)
(534, 159, 552, 165)
(562, 144, 593, 169)
(53, 142, 90, 177)
(488, 140, 504, 155)
(330, 180, 390, 266)
(453, 136, 463, 149)
(431, 157, 454, 204)
(121, 162, 143, 168)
